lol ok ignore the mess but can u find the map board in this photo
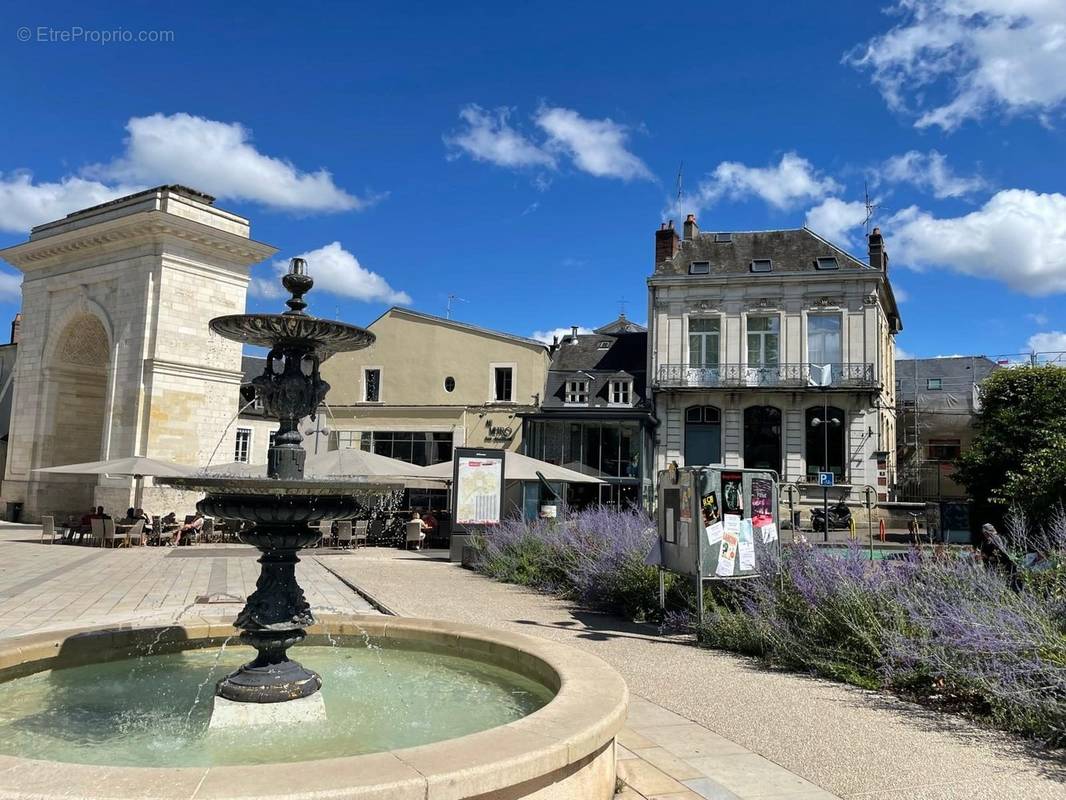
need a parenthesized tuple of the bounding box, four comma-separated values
(452, 447, 506, 527)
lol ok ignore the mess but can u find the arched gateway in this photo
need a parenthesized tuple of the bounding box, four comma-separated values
(0, 186, 276, 520)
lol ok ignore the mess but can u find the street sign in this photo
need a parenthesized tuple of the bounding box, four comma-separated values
(862, 485, 878, 509)
(818, 471, 835, 487)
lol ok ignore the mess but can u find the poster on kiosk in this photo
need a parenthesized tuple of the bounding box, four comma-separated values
(657, 465, 780, 582)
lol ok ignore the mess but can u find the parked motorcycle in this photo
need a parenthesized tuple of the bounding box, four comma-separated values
(811, 501, 853, 532)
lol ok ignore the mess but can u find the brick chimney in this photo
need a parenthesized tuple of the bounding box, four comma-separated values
(655, 221, 680, 266)
(683, 213, 699, 241)
(9, 313, 20, 344)
(868, 227, 888, 272)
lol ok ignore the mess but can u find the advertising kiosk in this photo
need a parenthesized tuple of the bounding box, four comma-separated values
(656, 464, 781, 623)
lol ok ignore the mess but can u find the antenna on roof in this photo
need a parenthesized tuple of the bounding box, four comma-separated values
(862, 180, 880, 235)
(446, 294, 467, 319)
(676, 161, 684, 206)
(618, 297, 628, 317)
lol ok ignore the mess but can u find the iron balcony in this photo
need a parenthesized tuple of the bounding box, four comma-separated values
(654, 362, 878, 390)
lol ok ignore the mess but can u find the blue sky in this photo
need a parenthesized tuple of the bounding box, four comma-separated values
(2, 1, 1065, 359)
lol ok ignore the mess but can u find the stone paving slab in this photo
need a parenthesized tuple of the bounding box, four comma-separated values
(320, 548, 1064, 800)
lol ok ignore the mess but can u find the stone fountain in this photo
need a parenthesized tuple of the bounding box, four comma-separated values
(161, 257, 384, 717)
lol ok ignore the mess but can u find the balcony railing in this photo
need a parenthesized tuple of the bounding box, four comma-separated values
(655, 362, 877, 390)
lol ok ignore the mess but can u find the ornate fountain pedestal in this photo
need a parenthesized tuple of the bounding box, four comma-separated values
(161, 257, 383, 721)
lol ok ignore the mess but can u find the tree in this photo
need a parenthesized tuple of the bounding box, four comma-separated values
(954, 366, 1066, 519)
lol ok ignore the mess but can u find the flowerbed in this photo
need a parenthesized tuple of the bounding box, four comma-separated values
(471, 506, 1066, 746)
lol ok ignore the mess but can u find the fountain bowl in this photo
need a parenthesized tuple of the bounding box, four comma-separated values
(0, 614, 627, 800)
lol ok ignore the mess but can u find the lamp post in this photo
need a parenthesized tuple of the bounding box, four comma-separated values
(810, 389, 841, 543)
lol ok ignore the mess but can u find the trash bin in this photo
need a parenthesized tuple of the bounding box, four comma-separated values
(6, 502, 22, 523)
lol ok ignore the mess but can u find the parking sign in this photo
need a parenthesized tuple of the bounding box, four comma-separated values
(818, 471, 834, 487)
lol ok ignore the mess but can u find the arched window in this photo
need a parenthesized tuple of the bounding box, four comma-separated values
(743, 406, 781, 475)
(806, 406, 846, 480)
(684, 406, 721, 466)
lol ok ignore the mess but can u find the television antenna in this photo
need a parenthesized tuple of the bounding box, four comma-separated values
(676, 161, 684, 206)
(446, 294, 467, 319)
(862, 180, 880, 235)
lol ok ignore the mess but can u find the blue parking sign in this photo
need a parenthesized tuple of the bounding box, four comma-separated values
(818, 471, 834, 487)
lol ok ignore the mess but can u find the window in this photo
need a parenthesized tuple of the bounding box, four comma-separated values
(927, 378, 943, 390)
(252, 394, 264, 411)
(743, 406, 782, 475)
(444, 376, 455, 393)
(234, 428, 252, 463)
(747, 316, 780, 366)
(807, 314, 842, 375)
(688, 317, 720, 368)
(609, 379, 632, 405)
(597, 341, 611, 350)
(359, 431, 453, 466)
(928, 439, 961, 461)
(714, 232, 732, 243)
(364, 368, 381, 402)
(750, 259, 773, 273)
(815, 257, 839, 270)
(805, 406, 846, 480)
(684, 406, 721, 466)
(493, 365, 514, 402)
(336, 430, 359, 449)
(688, 261, 710, 275)
(565, 379, 589, 404)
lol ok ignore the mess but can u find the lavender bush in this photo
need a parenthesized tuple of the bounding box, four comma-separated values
(472, 506, 662, 618)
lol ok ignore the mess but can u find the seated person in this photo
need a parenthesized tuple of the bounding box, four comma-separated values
(93, 506, 111, 520)
(421, 510, 439, 536)
(133, 507, 151, 525)
(172, 512, 204, 546)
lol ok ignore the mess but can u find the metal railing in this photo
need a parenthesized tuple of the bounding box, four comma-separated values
(655, 362, 878, 389)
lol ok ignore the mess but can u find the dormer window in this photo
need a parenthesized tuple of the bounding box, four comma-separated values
(815, 257, 839, 270)
(609, 379, 632, 405)
(714, 233, 732, 243)
(750, 259, 773, 273)
(565, 380, 589, 404)
(689, 261, 710, 275)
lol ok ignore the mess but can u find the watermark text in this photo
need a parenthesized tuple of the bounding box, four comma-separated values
(17, 26, 175, 44)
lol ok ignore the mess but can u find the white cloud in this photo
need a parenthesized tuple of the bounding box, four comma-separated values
(893, 285, 910, 303)
(534, 107, 652, 181)
(847, 1, 1066, 130)
(0, 173, 141, 234)
(444, 105, 555, 169)
(89, 113, 365, 212)
(894, 344, 916, 360)
(804, 198, 868, 248)
(1027, 331, 1066, 353)
(530, 326, 593, 344)
(0, 270, 21, 299)
(684, 153, 842, 215)
(888, 189, 1066, 295)
(1027, 312, 1049, 326)
(882, 150, 987, 198)
(250, 242, 410, 305)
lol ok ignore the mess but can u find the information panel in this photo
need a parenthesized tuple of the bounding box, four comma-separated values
(452, 447, 506, 526)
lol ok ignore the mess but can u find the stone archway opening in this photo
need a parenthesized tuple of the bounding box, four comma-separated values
(40, 313, 111, 513)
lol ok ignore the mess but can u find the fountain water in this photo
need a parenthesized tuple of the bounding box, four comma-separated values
(160, 257, 388, 719)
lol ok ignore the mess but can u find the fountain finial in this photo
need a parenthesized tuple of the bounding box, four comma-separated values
(282, 257, 313, 316)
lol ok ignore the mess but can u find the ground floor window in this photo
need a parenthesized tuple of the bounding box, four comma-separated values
(335, 430, 453, 466)
(805, 406, 846, 479)
(743, 406, 781, 475)
(525, 419, 645, 480)
(927, 438, 961, 461)
(234, 428, 251, 463)
(684, 405, 721, 466)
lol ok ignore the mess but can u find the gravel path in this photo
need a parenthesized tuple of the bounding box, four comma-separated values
(319, 549, 1064, 800)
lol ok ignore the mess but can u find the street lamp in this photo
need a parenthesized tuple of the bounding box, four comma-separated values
(810, 391, 841, 542)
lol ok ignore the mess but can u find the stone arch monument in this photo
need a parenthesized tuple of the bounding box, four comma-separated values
(0, 186, 276, 520)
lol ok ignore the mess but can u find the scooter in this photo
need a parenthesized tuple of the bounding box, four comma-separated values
(811, 501, 853, 532)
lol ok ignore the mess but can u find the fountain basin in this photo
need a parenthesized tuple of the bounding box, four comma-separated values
(0, 615, 628, 799)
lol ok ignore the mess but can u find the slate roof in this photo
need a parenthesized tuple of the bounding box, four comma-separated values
(540, 320, 650, 413)
(654, 228, 870, 277)
(895, 356, 999, 400)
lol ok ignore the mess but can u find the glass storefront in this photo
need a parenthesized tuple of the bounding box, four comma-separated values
(524, 418, 651, 508)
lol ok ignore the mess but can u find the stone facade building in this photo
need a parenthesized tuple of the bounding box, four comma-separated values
(648, 216, 902, 503)
(0, 186, 276, 520)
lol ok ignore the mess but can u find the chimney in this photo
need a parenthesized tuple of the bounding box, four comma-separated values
(569, 325, 579, 344)
(655, 220, 680, 266)
(9, 313, 21, 345)
(868, 227, 888, 272)
(683, 213, 699, 241)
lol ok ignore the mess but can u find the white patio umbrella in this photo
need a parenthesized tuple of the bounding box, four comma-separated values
(206, 449, 447, 489)
(420, 451, 605, 484)
(33, 456, 196, 510)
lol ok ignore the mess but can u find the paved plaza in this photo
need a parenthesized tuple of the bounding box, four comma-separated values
(0, 527, 1060, 800)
